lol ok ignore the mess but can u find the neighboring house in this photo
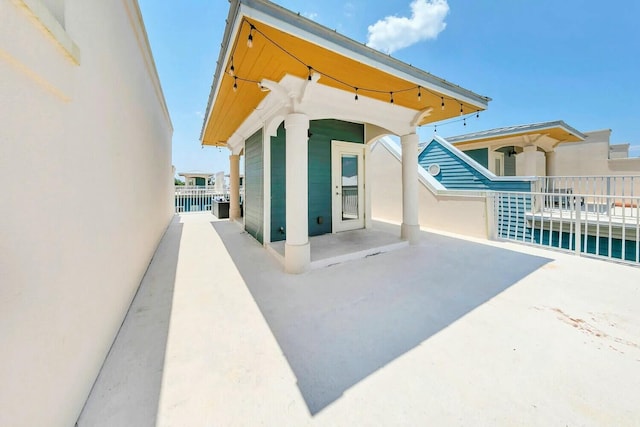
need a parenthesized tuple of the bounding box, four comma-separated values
(370, 136, 534, 238)
(178, 171, 215, 187)
(200, 0, 490, 273)
(418, 136, 534, 191)
(551, 129, 640, 177)
(0, 2, 173, 426)
(447, 121, 640, 178)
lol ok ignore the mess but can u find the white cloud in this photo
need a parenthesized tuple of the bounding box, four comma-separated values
(302, 11, 318, 21)
(366, 0, 449, 54)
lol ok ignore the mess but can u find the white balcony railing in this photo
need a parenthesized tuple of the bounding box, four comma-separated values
(494, 190, 640, 265)
(174, 186, 243, 213)
(533, 175, 640, 204)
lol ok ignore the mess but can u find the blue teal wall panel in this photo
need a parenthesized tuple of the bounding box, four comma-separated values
(463, 148, 489, 169)
(308, 120, 364, 237)
(270, 123, 287, 242)
(245, 129, 264, 244)
(269, 119, 364, 242)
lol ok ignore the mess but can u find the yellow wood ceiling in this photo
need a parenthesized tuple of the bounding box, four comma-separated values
(203, 18, 485, 146)
(452, 127, 583, 146)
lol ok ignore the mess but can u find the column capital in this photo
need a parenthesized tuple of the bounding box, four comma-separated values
(284, 113, 309, 130)
(400, 132, 419, 146)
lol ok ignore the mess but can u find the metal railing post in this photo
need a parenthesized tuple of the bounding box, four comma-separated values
(574, 196, 581, 256)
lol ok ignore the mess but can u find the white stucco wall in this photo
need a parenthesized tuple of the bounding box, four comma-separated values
(550, 129, 640, 195)
(0, 1, 173, 426)
(551, 130, 613, 176)
(370, 141, 489, 239)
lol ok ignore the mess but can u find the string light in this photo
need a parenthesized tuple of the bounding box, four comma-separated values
(226, 20, 486, 122)
(463, 118, 467, 127)
(247, 24, 255, 48)
(229, 57, 235, 76)
(434, 125, 437, 133)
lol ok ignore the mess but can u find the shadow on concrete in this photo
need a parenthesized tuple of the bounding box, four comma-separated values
(77, 215, 183, 427)
(213, 221, 552, 415)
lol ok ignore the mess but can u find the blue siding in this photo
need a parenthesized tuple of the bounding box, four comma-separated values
(271, 124, 287, 242)
(496, 193, 534, 241)
(419, 139, 531, 192)
(245, 129, 264, 244)
(463, 148, 489, 169)
(270, 119, 364, 242)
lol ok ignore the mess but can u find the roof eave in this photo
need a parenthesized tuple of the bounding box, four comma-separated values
(200, 0, 242, 142)
(448, 120, 587, 145)
(200, 0, 491, 143)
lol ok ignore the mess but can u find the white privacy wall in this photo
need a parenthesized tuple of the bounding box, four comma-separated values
(0, 1, 173, 426)
(369, 141, 489, 239)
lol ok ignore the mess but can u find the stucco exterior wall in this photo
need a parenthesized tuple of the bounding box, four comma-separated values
(550, 129, 640, 195)
(550, 130, 613, 176)
(370, 141, 489, 239)
(0, 1, 173, 426)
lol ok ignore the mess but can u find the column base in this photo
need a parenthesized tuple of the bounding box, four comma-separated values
(401, 223, 420, 245)
(284, 242, 310, 274)
(229, 208, 241, 222)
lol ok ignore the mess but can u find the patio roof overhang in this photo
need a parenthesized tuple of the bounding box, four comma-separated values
(200, 0, 491, 147)
(447, 120, 586, 152)
(178, 171, 215, 178)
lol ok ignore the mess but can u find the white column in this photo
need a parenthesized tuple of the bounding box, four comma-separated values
(401, 132, 420, 244)
(284, 113, 310, 273)
(517, 145, 546, 176)
(229, 154, 241, 221)
(546, 149, 556, 176)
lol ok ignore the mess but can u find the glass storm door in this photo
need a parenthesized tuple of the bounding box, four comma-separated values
(332, 141, 365, 232)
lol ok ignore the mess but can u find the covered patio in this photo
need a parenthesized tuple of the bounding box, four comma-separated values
(78, 212, 640, 426)
(200, 0, 490, 273)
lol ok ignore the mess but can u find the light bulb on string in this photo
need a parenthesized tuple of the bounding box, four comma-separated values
(247, 25, 255, 48)
(459, 103, 463, 116)
(233, 76, 238, 92)
(463, 118, 467, 127)
(308, 66, 313, 81)
(354, 88, 359, 102)
(417, 86, 422, 102)
(476, 110, 480, 119)
(441, 97, 445, 110)
(390, 92, 394, 104)
(229, 57, 235, 76)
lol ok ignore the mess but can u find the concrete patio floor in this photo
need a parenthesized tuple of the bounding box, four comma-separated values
(78, 212, 640, 426)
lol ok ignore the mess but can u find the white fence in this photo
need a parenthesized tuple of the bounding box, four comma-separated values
(494, 190, 640, 265)
(534, 175, 640, 202)
(174, 186, 229, 213)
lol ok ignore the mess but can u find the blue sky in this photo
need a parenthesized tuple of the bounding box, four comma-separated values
(138, 0, 640, 176)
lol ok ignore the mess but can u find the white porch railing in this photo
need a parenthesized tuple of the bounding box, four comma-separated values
(534, 175, 640, 203)
(174, 186, 243, 213)
(494, 190, 640, 265)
